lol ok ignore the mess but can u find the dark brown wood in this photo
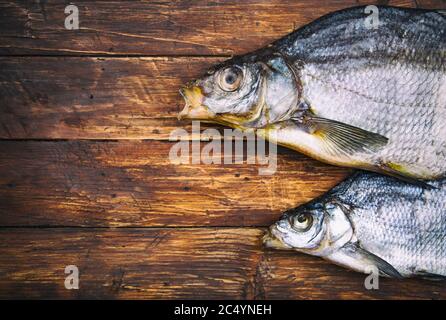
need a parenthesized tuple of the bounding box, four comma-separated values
(2, 1, 445, 140)
(0, 57, 225, 139)
(414, 0, 446, 9)
(0, 228, 444, 299)
(1, 0, 445, 300)
(0, 0, 416, 56)
(0, 140, 349, 227)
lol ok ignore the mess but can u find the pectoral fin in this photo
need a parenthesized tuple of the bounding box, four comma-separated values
(327, 242, 403, 278)
(292, 115, 388, 158)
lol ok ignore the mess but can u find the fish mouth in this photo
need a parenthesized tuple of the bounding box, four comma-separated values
(178, 85, 216, 121)
(262, 227, 291, 250)
(177, 84, 257, 131)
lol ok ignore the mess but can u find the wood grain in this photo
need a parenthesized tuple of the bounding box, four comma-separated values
(414, 0, 446, 9)
(2, 1, 445, 140)
(0, 0, 416, 56)
(0, 228, 444, 299)
(0, 57, 225, 139)
(0, 140, 349, 227)
(1, 0, 445, 300)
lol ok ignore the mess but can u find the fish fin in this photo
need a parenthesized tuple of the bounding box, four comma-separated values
(414, 271, 446, 281)
(330, 242, 403, 279)
(377, 162, 437, 189)
(294, 115, 388, 157)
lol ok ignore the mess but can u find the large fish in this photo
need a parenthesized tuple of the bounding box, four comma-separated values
(178, 6, 446, 180)
(263, 172, 446, 279)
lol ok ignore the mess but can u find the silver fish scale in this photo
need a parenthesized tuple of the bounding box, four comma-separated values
(300, 54, 446, 177)
(280, 7, 446, 178)
(335, 173, 446, 277)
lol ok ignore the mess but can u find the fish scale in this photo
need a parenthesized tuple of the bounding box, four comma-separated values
(264, 172, 446, 278)
(302, 56, 444, 176)
(280, 7, 446, 179)
(179, 6, 446, 180)
(337, 173, 446, 277)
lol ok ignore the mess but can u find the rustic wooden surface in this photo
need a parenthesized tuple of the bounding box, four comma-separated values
(0, 57, 227, 139)
(0, 141, 348, 227)
(0, 0, 445, 299)
(1, 228, 445, 299)
(0, 0, 415, 56)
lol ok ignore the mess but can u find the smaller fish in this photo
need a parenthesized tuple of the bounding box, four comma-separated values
(263, 172, 446, 279)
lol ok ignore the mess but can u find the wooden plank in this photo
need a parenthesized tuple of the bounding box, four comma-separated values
(0, 140, 349, 227)
(2, 2, 444, 140)
(0, 0, 417, 56)
(415, 0, 446, 9)
(0, 228, 444, 299)
(0, 57, 225, 140)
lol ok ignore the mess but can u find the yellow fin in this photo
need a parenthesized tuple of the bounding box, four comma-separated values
(298, 116, 388, 158)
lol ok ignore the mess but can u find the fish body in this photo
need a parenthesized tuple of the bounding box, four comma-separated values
(263, 172, 446, 279)
(179, 6, 446, 180)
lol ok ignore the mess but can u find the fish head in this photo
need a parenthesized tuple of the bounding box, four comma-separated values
(178, 51, 300, 129)
(263, 198, 354, 257)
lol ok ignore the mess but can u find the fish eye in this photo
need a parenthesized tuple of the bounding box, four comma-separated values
(217, 66, 243, 92)
(289, 212, 313, 232)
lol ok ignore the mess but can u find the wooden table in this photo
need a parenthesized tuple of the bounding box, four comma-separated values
(0, 0, 445, 299)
